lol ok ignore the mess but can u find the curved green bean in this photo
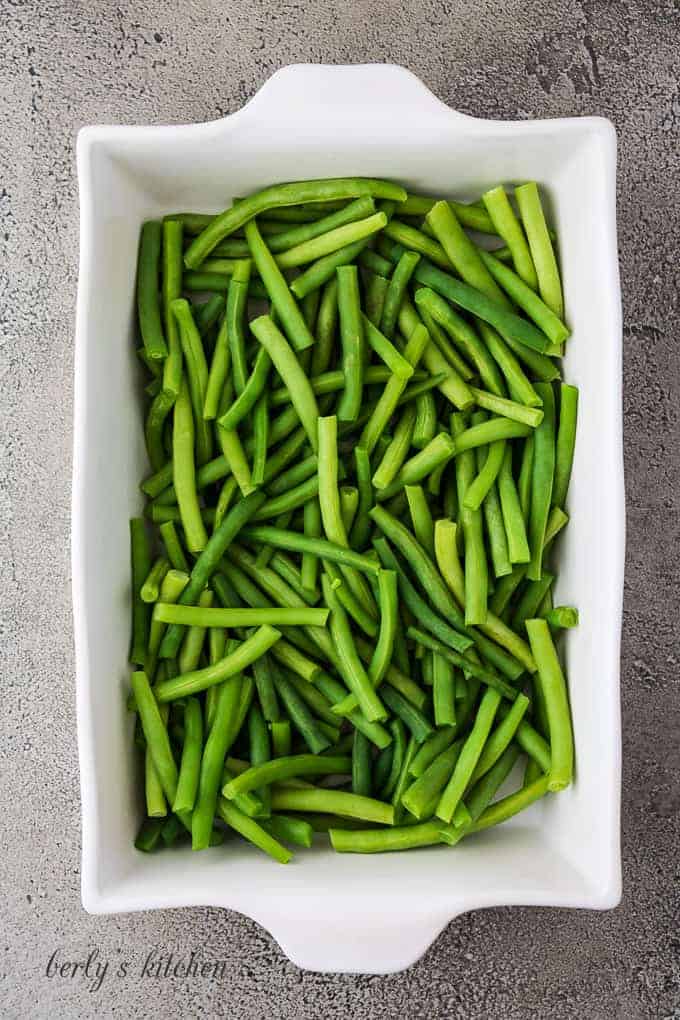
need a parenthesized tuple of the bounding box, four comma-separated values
(426, 200, 511, 305)
(223, 754, 351, 797)
(250, 315, 319, 450)
(526, 619, 573, 790)
(172, 379, 208, 553)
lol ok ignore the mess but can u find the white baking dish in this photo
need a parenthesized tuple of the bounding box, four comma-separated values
(73, 63, 624, 974)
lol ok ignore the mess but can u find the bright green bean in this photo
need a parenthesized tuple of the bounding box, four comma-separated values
(481, 186, 537, 289)
(452, 412, 488, 625)
(426, 200, 511, 306)
(271, 786, 394, 825)
(250, 315, 319, 449)
(172, 379, 208, 553)
(469, 692, 530, 785)
(170, 299, 212, 464)
(161, 220, 184, 398)
(525, 619, 573, 791)
(360, 323, 430, 455)
(470, 775, 549, 833)
(436, 687, 501, 822)
(362, 314, 413, 379)
(553, 383, 578, 508)
(172, 697, 203, 813)
(497, 447, 531, 563)
(217, 797, 291, 863)
(372, 404, 417, 490)
(515, 182, 564, 318)
(527, 382, 556, 579)
(290, 238, 372, 299)
(405, 485, 434, 557)
(376, 432, 456, 501)
(155, 625, 281, 702)
(465, 743, 521, 822)
(276, 211, 387, 268)
(245, 221, 315, 352)
(479, 250, 569, 346)
(223, 754, 351, 797)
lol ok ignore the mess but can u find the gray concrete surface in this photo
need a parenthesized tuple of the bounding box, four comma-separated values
(1, 0, 679, 1016)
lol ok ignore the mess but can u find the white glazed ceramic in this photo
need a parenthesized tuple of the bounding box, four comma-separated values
(73, 63, 624, 974)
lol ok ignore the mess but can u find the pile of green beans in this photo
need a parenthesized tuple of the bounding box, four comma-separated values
(130, 177, 578, 861)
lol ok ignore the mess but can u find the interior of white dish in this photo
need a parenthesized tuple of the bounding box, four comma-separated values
(74, 65, 622, 973)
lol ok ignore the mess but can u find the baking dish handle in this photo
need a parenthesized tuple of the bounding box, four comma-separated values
(265, 912, 451, 974)
(238, 62, 472, 133)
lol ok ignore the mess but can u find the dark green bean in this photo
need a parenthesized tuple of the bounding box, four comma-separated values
(129, 518, 152, 665)
(527, 382, 556, 579)
(553, 383, 578, 508)
(336, 265, 365, 423)
(136, 221, 167, 361)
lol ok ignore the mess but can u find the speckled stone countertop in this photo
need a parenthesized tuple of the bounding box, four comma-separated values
(2, 1, 679, 1016)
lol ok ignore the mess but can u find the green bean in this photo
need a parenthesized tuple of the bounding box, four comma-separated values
(172, 697, 203, 813)
(513, 573, 555, 632)
(169, 381, 207, 553)
(553, 383, 578, 508)
(369, 505, 466, 630)
(223, 754, 351, 798)
(402, 739, 463, 819)
(359, 249, 393, 277)
(334, 265, 364, 422)
(413, 391, 437, 450)
(276, 212, 387, 269)
(144, 391, 175, 473)
(177, 589, 213, 673)
(524, 755, 544, 785)
(481, 186, 538, 289)
(405, 485, 434, 557)
(426, 200, 511, 306)
(347, 447, 373, 551)
(244, 221, 315, 352)
(273, 670, 332, 753)
(284, 670, 342, 727)
(200, 257, 251, 277)
(266, 196, 377, 254)
(497, 447, 531, 563)
(250, 654, 279, 723)
(159, 521, 189, 572)
(379, 250, 420, 339)
(360, 323, 431, 455)
(241, 527, 380, 582)
(270, 719, 292, 757)
(136, 221, 167, 361)
(501, 332, 561, 382)
(321, 575, 387, 723)
(161, 220, 184, 399)
(184, 179, 406, 267)
(518, 434, 534, 524)
(268, 551, 318, 606)
(352, 730, 372, 797)
(544, 606, 579, 629)
(246, 391, 269, 488)
(134, 817, 165, 852)
(409, 725, 457, 778)
(479, 251, 569, 346)
(246, 701, 273, 815)
(433, 519, 465, 606)
(436, 687, 501, 822)
(515, 182, 564, 318)
(323, 559, 375, 637)
(380, 685, 433, 744)
(129, 518, 152, 665)
(481, 477, 513, 580)
(139, 557, 170, 605)
(400, 193, 496, 233)
(362, 315, 413, 379)
(311, 277, 338, 376)
(192, 673, 243, 848)
(469, 388, 544, 429)
(315, 672, 392, 750)
(217, 797, 291, 864)
(527, 382, 556, 579)
(364, 273, 390, 327)
(416, 302, 475, 381)
(170, 299, 212, 464)
(182, 271, 236, 292)
(290, 238, 372, 299)
(456, 416, 534, 455)
(379, 719, 406, 799)
(253, 475, 318, 521)
(384, 243, 552, 353)
(250, 315, 319, 450)
(406, 628, 516, 700)
(414, 288, 505, 396)
(145, 744, 166, 817)
(497, 702, 551, 773)
(451, 412, 487, 625)
(469, 692, 530, 785)
(262, 814, 313, 848)
(372, 404, 417, 490)
(294, 500, 321, 597)
(156, 625, 280, 702)
(271, 786, 394, 825)
(194, 294, 225, 338)
(154, 604, 328, 628)
(431, 653, 455, 728)
(465, 743, 521, 822)
(131, 671, 178, 803)
(270, 365, 418, 406)
(330, 820, 450, 853)
(382, 219, 452, 270)
(525, 619, 573, 791)
(203, 304, 233, 421)
(143, 569, 189, 680)
(159, 489, 265, 657)
(376, 432, 457, 502)
(475, 321, 542, 408)
(471, 775, 549, 833)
